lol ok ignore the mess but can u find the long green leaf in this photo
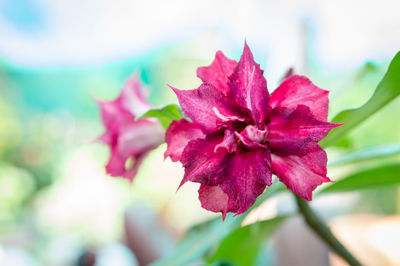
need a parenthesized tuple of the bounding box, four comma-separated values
(151, 182, 285, 266)
(320, 164, 400, 193)
(207, 216, 287, 266)
(139, 104, 183, 129)
(328, 143, 400, 167)
(320, 51, 400, 148)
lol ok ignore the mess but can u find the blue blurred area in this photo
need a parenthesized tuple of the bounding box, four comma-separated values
(0, 0, 45, 32)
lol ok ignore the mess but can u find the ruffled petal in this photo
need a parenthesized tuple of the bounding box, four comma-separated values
(269, 75, 329, 120)
(214, 129, 238, 154)
(171, 83, 243, 132)
(268, 105, 341, 156)
(179, 135, 229, 188)
(229, 42, 269, 128)
(197, 51, 237, 95)
(271, 145, 332, 200)
(220, 149, 272, 215)
(165, 119, 205, 162)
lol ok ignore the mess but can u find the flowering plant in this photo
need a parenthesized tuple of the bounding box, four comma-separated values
(96, 43, 400, 266)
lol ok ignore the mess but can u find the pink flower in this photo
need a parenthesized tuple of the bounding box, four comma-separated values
(165, 43, 341, 218)
(97, 75, 164, 181)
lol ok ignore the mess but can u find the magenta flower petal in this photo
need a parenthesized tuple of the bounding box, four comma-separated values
(179, 135, 228, 188)
(220, 149, 272, 215)
(164, 119, 205, 162)
(268, 105, 341, 156)
(197, 51, 237, 95)
(229, 42, 269, 128)
(171, 83, 243, 132)
(271, 146, 332, 200)
(269, 75, 329, 120)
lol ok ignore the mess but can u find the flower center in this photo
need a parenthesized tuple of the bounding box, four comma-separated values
(234, 125, 268, 150)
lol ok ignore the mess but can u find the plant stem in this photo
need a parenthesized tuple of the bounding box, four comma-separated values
(294, 194, 362, 266)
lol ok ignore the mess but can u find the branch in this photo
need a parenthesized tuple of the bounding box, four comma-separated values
(294, 194, 362, 266)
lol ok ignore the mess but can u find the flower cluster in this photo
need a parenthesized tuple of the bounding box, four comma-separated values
(165, 43, 341, 218)
(97, 75, 164, 181)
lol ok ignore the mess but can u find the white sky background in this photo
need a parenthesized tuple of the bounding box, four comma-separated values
(0, 0, 399, 82)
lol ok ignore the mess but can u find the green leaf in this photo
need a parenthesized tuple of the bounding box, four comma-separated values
(139, 104, 183, 129)
(320, 164, 400, 193)
(207, 216, 287, 266)
(328, 143, 400, 167)
(320, 51, 400, 148)
(151, 182, 285, 266)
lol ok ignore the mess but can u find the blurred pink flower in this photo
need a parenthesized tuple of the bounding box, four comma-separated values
(165, 43, 341, 218)
(97, 75, 164, 181)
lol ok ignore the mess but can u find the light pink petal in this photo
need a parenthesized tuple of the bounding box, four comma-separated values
(97, 99, 131, 132)
(117, 118, 164, 158)
(220, 149, 272, 215)
(268, 105, 342, 156)
(105, 147, 126, 177)
(165, 119, 206, 162)
(179, 135, 228, 188)
(197, 51, 237, 95)
(119, 75, 152, 117)
(229, 42, 269, 128)
(269, 75, 329, 120)
(171, 83, 243, 132)
(271, 145, 332, 200)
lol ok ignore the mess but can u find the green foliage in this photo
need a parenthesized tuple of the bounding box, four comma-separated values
(206, 216, 287, 266)
(328, 143, 400, 166)
(320, 164, 400, 193)
(320, 51, 400, 147)
(139, 104, 183, 129)
(151, 214, 244, 266)
(151, 182, 285, 266)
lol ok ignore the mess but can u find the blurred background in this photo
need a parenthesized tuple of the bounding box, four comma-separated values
(0, 0, 399, 265)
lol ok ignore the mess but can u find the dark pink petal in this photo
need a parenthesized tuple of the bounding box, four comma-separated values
(197, 51, 237, 95)
(220, 149, 272, 215)
(271, 145, 332, 200)
(229, 43, 269, 127)
(214, 129, 238, 154)
(269, 75, 329, 120)
(171, 83, 243, 132)
(179, 135, 228, 188)
(120, 75, 152, 117)
(165, 119, 205, 162)
(235, 125, 267, 150)
(268, 105, 341, 156)
(118, 118, 164, 158)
